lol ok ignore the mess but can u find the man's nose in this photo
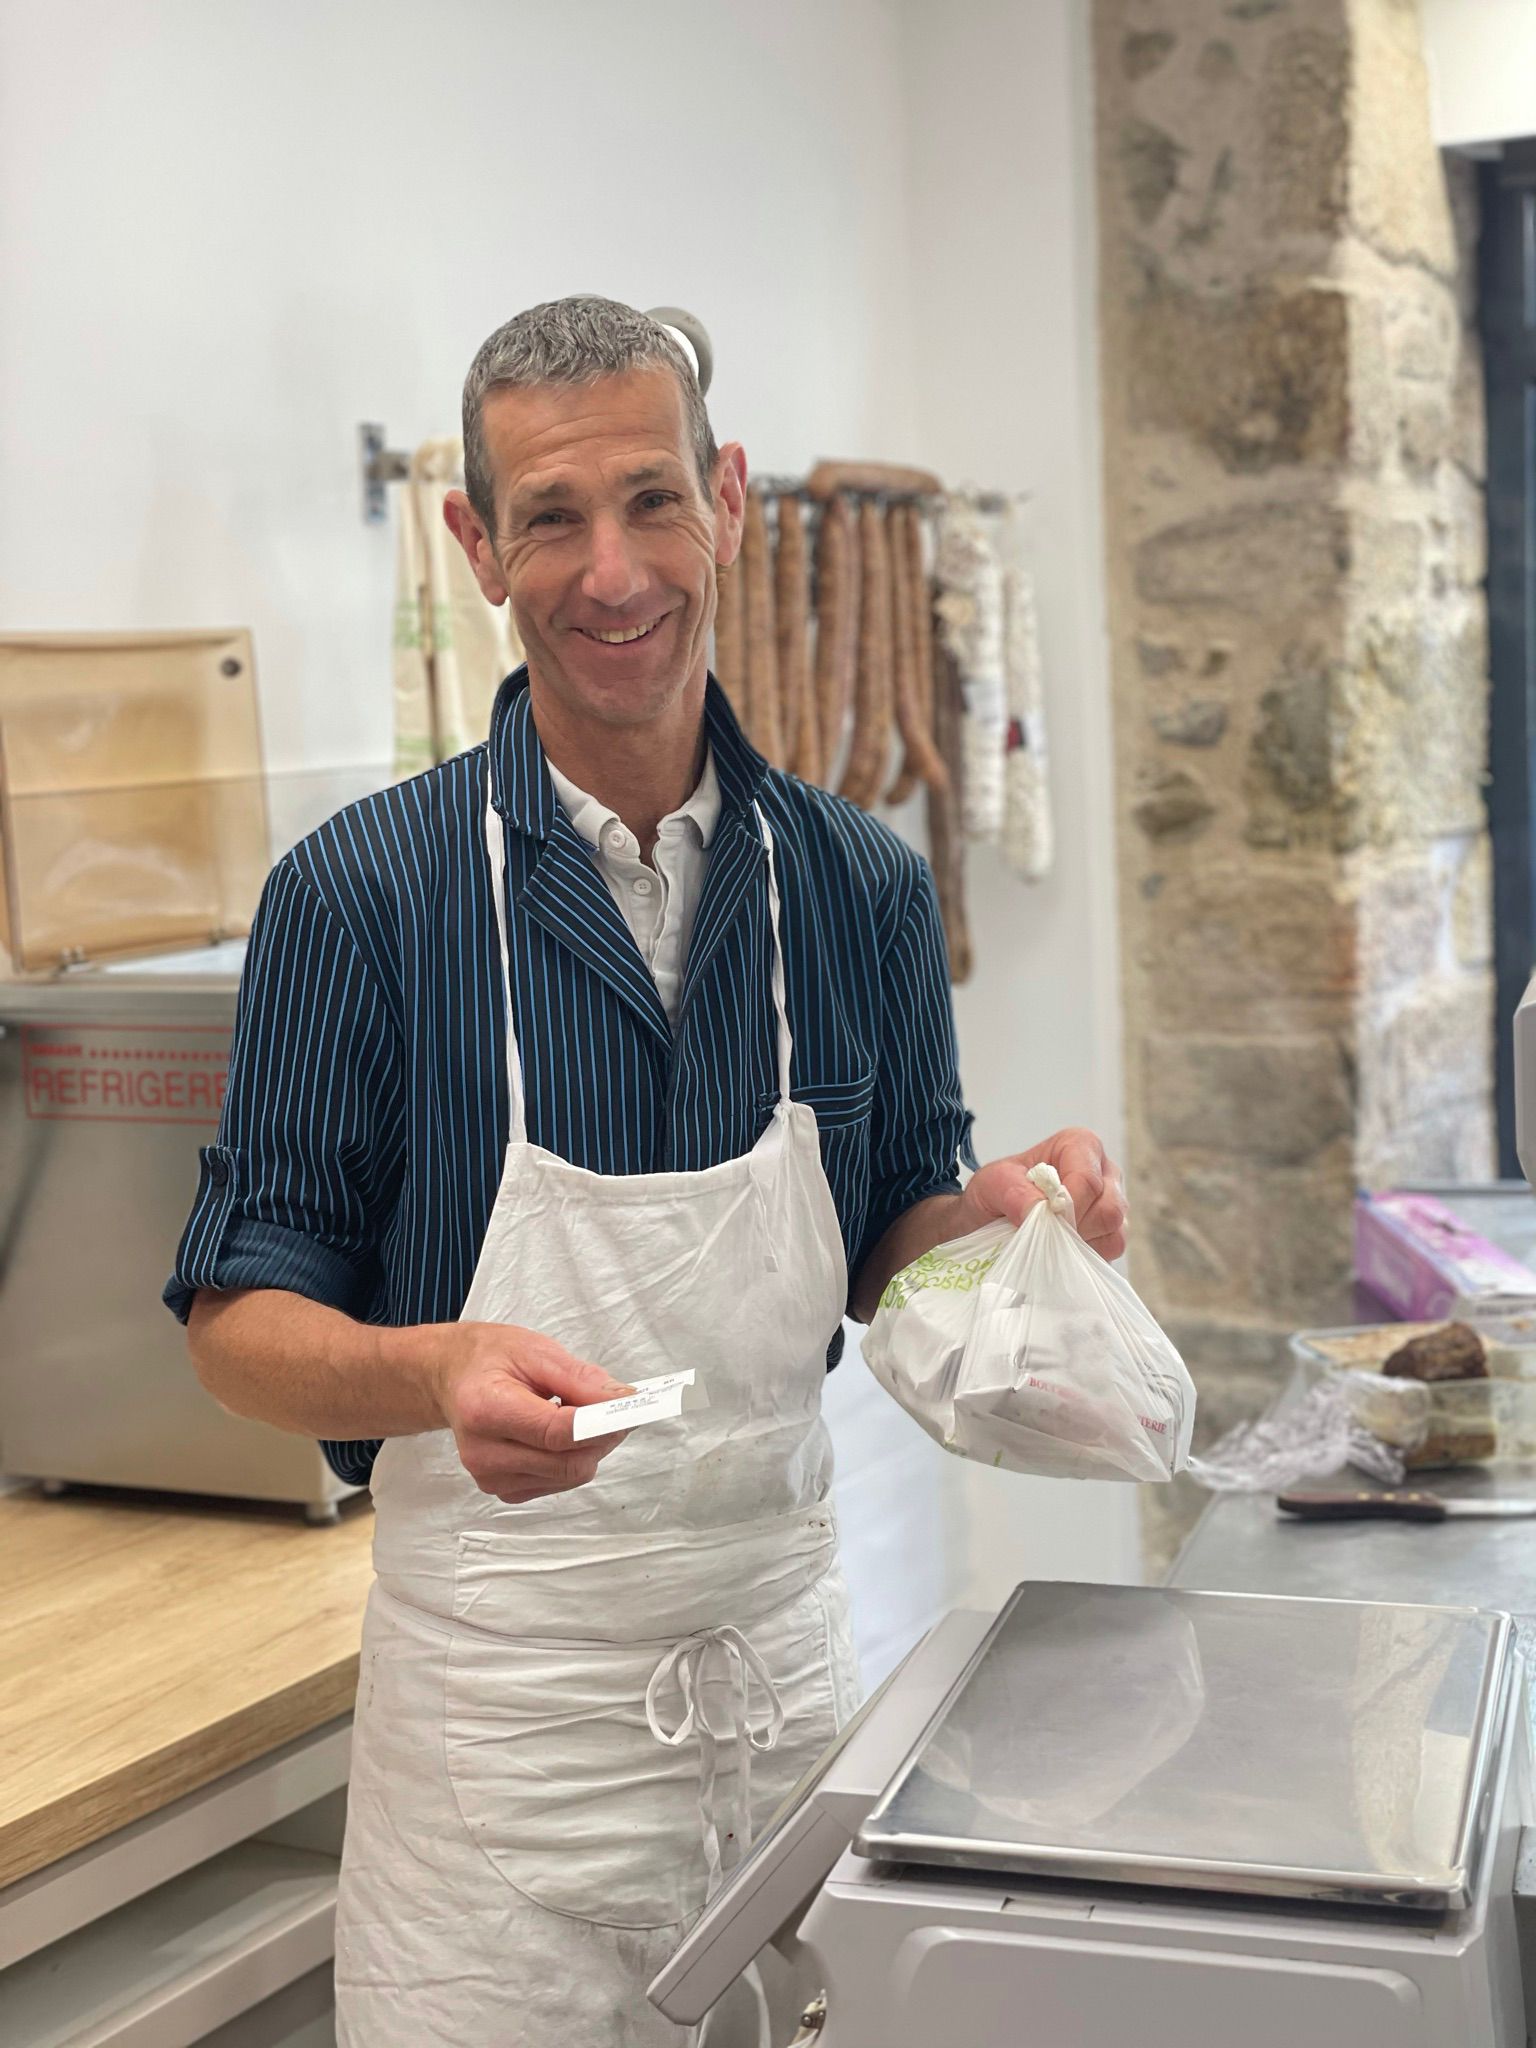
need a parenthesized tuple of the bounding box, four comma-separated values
(582, 512, 649, 610)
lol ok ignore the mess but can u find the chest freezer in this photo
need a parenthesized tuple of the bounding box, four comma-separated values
(650, 1582, 1532, 2046)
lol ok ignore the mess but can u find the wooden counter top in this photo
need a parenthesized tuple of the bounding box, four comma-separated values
(0, 1487, 376, 1889)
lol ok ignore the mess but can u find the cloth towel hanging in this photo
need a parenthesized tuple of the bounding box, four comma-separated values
(933, 495, 1006, 843)
(392, 438, 524, 779)
(1001, 506, 1054, 881)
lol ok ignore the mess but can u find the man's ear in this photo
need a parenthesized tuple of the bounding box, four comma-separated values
(443, 490, 510, 606)
(713, 443, 748, 571)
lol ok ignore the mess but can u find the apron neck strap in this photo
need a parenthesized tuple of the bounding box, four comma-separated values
(483, 797, 530, 1143)
(482, 791, 795, 1143)
(752, 803, 795, 1106)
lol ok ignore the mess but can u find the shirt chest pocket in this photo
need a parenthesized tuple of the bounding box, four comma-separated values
(758, 1069, 877, 1134)
(759, 1073, 878, 1215)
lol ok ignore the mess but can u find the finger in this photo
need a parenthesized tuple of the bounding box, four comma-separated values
(1075, 1174, 1127, 1245)
(975, 1159, 1045, 1229)
(455, 1372, 616, 1466)
(493, 1369, 636, 1455)
(1056, 1151, 1106, 1223)
(521, 1341, 634, 1411)
(476, 1428, 630, 1498)
(455, 1374, 580, 1455)
(469, 1441, 604, 1494)
(490, 1477, 591, 1506)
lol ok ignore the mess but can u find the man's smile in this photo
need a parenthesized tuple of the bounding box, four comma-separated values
(573, 612, 671, 646)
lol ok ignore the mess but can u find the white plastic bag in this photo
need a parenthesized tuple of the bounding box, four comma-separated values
(862, 1164, 1196, 1483)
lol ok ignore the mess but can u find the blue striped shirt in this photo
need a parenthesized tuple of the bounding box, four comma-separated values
(166, 671, 975, 1484)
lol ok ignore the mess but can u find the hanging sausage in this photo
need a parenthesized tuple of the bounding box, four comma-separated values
(774, 493, 813, 784)
(713, 550, 745, 712)
(792, 612, 824, 786)
(928, 631, 973, 983)
(885, 502, 947, 805)
(812, 493, 858, 784)
(741, 494, 783, 765)
(838, 500, 895, 809)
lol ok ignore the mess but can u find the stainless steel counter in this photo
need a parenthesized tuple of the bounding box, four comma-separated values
(1171, 1436, 1536, 1624)
(1171, 1187, 1536, 1638)
(1170, 1386, 1536, 1952)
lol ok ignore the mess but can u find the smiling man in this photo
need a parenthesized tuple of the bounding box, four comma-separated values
(168, 296, 1126, 2046)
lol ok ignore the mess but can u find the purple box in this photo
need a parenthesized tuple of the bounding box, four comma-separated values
(1354, 1190, 1536, 1323)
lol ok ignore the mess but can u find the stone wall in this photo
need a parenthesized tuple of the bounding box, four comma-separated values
(1091, 0, 1495, 1569)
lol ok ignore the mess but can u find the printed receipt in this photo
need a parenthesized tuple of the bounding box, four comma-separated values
(570, 1370, 697, 1442)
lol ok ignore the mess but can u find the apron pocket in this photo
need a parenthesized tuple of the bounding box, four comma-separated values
(443, 1631, 709, 1930)
(440, 1580, 848, 1932)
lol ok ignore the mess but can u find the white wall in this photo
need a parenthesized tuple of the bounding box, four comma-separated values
(0, 0, 921, 773)
(891, 0, 1137, 1611)
(0, 0, 1136, 1663)
(1423, 0, 1536, 148)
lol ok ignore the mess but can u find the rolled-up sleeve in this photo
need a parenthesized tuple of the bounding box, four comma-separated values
(163, 859, 403, 1324)
(853, 856, 978, 1285)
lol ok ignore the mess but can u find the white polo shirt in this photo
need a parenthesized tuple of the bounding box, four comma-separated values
(546, 752, 722, 1030)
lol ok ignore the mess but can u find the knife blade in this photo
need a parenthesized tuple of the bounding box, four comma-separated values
(1278, 1489, 1536, 1522)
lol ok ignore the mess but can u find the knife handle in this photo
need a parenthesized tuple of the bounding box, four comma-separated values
(1277, 1489, 1448, 1522)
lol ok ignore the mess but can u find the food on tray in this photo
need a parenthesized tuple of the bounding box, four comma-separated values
(1296, 1321, 1536, 1471)
(1381, 1321, 1488, 1383)
(1298, 1323, 1445, 1371)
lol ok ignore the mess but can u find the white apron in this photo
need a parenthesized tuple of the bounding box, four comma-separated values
(333, 796, 861, 2047)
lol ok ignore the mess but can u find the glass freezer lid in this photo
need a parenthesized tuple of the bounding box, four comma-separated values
(855, 1582, 1514, 1912)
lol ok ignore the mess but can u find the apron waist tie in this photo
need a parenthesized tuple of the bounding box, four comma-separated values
(645, 1625, 787, 1894)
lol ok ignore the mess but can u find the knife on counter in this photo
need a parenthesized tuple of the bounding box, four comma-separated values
(1278, 1489, 1536, 1523)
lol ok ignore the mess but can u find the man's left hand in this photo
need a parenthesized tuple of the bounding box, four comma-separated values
(954, 1127, 1128, 1263)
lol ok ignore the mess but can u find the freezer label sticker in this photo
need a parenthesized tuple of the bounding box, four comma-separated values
(21, 1026, 230, 1125)
(570, 1370, 697, 1442)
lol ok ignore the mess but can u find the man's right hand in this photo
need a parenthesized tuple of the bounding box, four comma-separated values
(433, 1321, 634, 1504)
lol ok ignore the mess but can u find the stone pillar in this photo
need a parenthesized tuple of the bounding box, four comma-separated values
(1092, 0, 1495, 1568)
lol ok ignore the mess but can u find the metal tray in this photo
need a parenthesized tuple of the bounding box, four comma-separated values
(855, 1582, 1513, 1912)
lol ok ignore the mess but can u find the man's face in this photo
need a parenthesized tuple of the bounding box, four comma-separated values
(449, 367, 743, 732)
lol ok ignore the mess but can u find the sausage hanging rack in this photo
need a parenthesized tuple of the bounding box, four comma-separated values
(359, 435, 1023, 525)
(707, 463, 1041, 988)
(750, 473, 1021, 517)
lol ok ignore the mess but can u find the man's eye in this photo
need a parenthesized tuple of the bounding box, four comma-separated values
(637, 492, 676, 512)
(530, 511, 569, 528)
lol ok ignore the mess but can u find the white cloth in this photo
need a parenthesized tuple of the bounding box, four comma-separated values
(1001, 534, 1054, 882)
(390, 455, 436, 781)
(934, 495, 1006, 844)
(333, 797, 861, 2048)
(392, 438, 524, 778)
(548, 752, 722, 1029)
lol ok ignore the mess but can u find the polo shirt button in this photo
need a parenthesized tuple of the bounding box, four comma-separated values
(206, 1154, 230, 1188)
(632, 876, 654, 896)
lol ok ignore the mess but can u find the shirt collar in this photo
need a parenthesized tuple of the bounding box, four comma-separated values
(547, 749, 722, 854)
(487, 666, 769, 839)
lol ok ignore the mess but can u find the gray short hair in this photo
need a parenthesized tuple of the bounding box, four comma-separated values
(461, 295, 718, 533)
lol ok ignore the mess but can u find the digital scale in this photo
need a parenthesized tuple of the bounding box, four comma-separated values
(650, 1582, 1531, 2046)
